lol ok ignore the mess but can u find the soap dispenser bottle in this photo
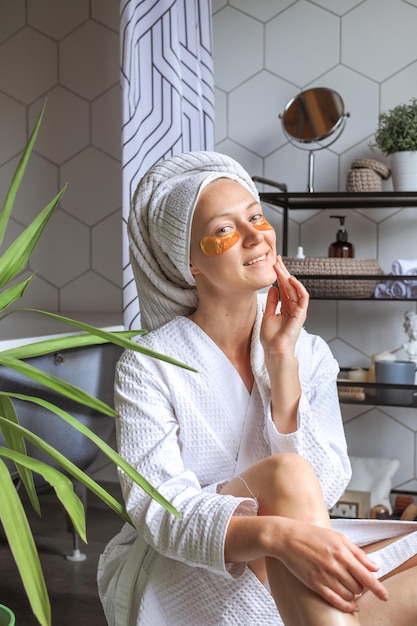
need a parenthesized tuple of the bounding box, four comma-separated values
(328, 215, 354, 258)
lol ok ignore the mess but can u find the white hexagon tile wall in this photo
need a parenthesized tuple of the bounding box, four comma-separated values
(2, 0, 417, 489)
(213, 0, 417, 491)
(0, 0, 122, 318)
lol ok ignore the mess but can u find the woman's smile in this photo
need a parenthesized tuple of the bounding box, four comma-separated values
(244, 252, 269, 267)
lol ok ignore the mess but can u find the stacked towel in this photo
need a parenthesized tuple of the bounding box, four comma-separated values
(391, 259, 417, 278)
(374, 259, 417, 299)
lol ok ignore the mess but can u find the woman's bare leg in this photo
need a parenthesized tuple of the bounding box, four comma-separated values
(357, 540, 417, 625)
(358, 565, 417, 625)
(221, 453, 360, 625)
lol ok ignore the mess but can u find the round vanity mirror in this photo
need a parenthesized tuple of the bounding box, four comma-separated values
(280, 87, 348, 191)
(282, 87, 345, 143)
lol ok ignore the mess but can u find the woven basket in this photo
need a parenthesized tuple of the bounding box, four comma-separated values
(346, 168, 383, 192)
(283, 257, 383, 298)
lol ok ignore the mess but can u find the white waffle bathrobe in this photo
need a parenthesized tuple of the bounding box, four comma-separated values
(98, 295, 417, 625)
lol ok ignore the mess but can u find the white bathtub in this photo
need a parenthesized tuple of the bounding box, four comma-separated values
(0, 312, 125, 486)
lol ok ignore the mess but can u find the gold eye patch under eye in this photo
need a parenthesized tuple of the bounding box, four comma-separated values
(253, 216, 274, 231)
(200, 231, 240, 256)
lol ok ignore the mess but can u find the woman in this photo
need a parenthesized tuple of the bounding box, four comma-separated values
(98, 151, 417, 625)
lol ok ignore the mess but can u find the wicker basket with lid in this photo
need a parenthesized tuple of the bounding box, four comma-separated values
(346, 158, 391, 192)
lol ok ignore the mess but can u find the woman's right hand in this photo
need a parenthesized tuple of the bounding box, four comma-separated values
(261, 256, 309, 360)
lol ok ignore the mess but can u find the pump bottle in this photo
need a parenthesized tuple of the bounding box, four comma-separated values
(328, 215, 354, 258)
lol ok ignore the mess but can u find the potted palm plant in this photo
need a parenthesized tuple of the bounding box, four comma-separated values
(0, 104, 190, 626)
(371, 98, 417, 190)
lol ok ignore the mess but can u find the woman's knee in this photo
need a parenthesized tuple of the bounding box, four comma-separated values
(221, 453, 322, 509)
(259, 453, 332, 523)
(245, 453, 322, 514)
(264, 452, 318, 490)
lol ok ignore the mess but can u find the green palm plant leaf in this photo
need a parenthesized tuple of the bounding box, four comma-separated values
(0, 444, 94, 626)
(0, 458, 50, 626)
(18, 309, 198, 370)
(0, 102, 47, 247)
(0, 276, 34, 313)
(0, 446, 87, 538)
(0, 414, 132, 524)
(0, 399, 180, 519)
(0, 353, 117, 416)
(0, 395, 39, 514)
(0, 329, 140, 360)
(0, 187, 66, 290)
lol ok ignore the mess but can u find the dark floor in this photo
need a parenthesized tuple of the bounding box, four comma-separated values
(0, 481, 124, 625)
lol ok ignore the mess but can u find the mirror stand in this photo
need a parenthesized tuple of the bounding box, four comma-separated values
(280, 87, 349, 192)
(308, 149, 314, 193)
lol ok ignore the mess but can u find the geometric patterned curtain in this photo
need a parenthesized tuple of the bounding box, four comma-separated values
(120, 0, 215, 329)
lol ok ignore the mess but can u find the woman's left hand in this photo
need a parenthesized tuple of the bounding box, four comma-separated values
(260, 255, 309, 359)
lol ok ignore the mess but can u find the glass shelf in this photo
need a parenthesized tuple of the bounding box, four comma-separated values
(338, 369, 417, 407)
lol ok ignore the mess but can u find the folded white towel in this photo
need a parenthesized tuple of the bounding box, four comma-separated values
(408, 283, 417, 298)
(374, 280, 417, 299)
(375, 259, 417, 298)
(374, 282, 389, 299)
(392, 259, 417, 276)
(387, 280, 408, 298)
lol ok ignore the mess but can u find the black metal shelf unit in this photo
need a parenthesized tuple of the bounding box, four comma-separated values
(259, 191, 417, 256)
(256, 191, 417, 406)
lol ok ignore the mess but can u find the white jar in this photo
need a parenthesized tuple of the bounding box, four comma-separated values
(369, 351, 396, 382)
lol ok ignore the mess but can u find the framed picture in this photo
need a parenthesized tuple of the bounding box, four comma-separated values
(330, 489, 371, 519)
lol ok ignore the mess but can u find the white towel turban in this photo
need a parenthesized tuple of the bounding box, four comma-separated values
(128, 151, 260, 330)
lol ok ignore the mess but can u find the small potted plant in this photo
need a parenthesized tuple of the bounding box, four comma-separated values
(371, 98, 417, 191)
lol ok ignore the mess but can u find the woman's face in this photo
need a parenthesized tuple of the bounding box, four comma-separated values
(189, 178, 277, 295)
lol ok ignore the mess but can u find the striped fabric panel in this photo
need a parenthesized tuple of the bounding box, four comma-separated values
(120, 0, 215, 329)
